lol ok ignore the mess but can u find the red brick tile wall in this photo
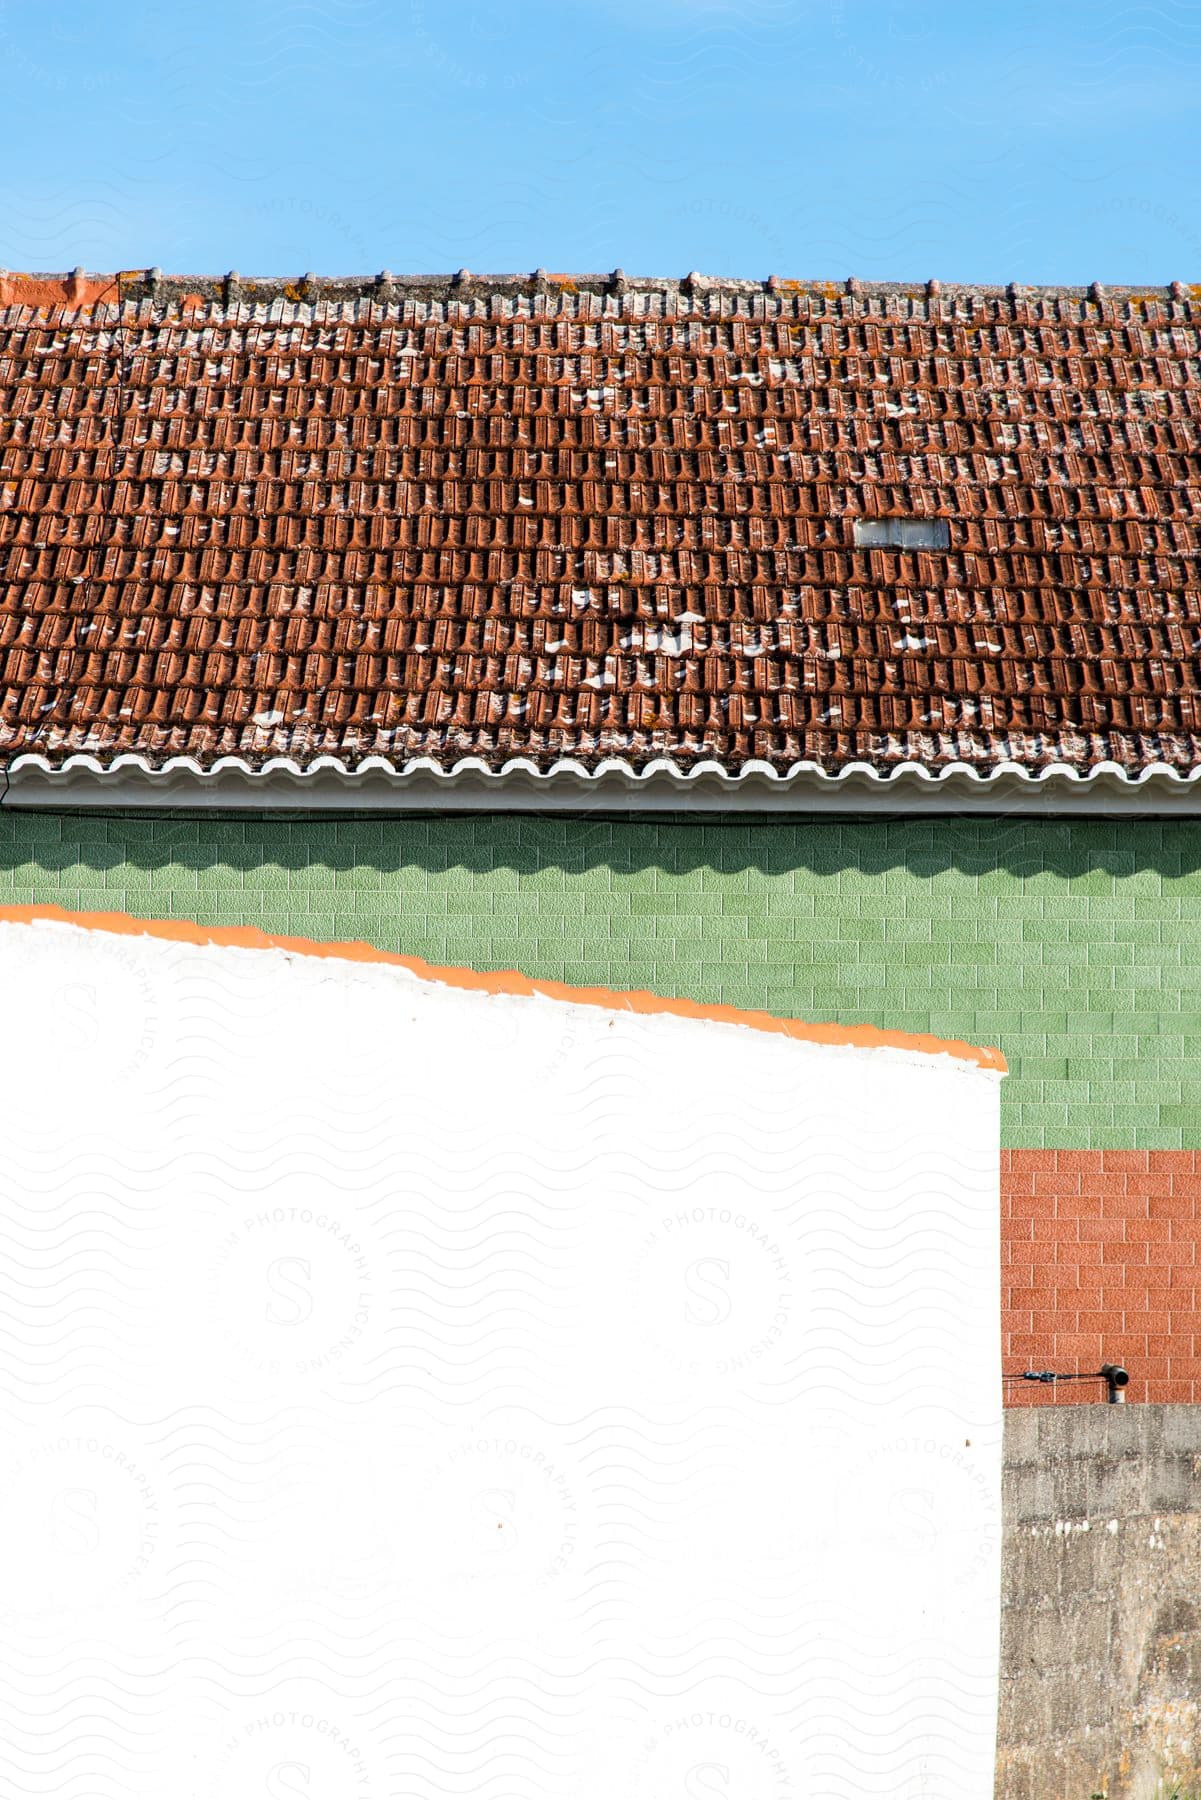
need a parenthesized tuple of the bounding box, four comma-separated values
(1002, 1150, 1200, 1405)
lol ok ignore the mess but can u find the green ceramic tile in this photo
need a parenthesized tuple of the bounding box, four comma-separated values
(1, 814, 1198, 1148)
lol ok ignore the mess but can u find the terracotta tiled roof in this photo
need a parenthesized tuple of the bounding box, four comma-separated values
(2, 269, 1200, 781)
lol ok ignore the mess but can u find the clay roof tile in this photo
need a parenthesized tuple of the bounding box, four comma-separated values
(1, 271, 1199, 777)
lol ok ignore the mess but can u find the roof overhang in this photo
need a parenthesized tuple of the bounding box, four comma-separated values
(5, 753, 1201, 815)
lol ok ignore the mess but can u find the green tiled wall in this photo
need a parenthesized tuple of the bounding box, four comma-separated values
(1, 810, 1198, 1150)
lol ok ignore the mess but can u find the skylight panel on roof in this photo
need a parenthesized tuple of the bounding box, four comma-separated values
(854, 518, 950, 550)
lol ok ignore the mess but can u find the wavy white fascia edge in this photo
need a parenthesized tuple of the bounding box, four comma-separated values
(6, 751, 1201, 788)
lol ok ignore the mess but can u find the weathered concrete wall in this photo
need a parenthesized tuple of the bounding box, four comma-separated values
(0, 913, 1005, 1798)
(999, 1405, 1201, 1800)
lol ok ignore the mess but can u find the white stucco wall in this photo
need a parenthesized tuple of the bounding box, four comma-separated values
(0, 915, 1004, 1798)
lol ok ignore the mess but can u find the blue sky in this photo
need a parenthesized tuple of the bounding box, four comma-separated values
(2, 0, 1199, 283)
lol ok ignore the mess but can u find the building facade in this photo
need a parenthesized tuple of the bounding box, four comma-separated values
(2, 269, 1199, 1402)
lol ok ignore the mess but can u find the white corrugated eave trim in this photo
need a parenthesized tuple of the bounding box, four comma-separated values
(5, 752, 1201, 813)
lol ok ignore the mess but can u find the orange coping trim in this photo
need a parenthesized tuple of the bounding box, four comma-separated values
(0, 904, 1008, 1073)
